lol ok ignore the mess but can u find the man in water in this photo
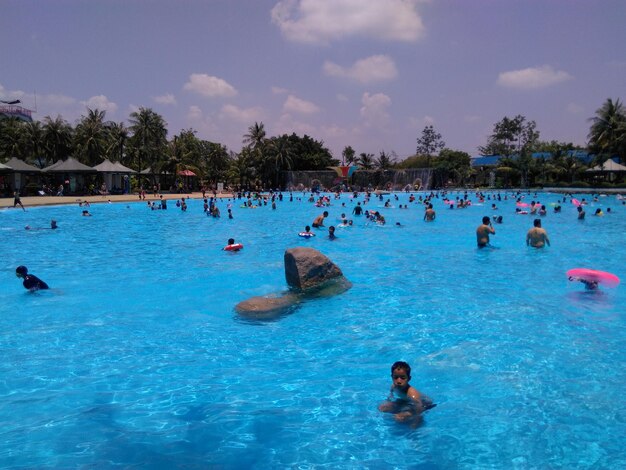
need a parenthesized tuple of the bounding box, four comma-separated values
(526, 219, 550, 248)
(312, 211, 328, 228)
(15, 266, 49, 291)
(423, 204, 436, 221)
(476, 216, 495, 248)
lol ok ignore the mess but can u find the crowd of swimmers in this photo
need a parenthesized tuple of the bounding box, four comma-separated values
(11, 188, 622, 294)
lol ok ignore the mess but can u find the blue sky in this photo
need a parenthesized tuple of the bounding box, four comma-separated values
(2, 0, 625, 160)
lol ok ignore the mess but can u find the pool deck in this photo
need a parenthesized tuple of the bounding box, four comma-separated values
(0, 192, 234, 209)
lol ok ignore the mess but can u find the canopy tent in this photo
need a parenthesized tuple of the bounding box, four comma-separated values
(585, 158, 626, 183)
(3, 157, 42, 195)
(0, 162, 13, 171)
(93, 159, 136, 173)
(586, 159, 626, 172)
(42, 157, 96, 173)
(93, 159, 136, 194)
(4, 157, 42, 172)
(42, 157, 97, 194)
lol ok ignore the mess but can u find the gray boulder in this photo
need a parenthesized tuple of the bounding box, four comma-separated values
(284, 247, 344, 290)
(235, 247, 351, 320)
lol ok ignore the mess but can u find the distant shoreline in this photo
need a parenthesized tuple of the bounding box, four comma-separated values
(1, 187, 624, 209)
(0, 192, 234, 209)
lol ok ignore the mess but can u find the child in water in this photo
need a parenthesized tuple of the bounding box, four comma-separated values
(378, 361, 435, 423)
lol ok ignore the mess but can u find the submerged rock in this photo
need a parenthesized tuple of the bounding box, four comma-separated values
(235, 292, 300, 319)
(235, 247, 351, 320)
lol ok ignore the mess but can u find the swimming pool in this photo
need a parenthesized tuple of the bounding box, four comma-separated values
(1, 192, 625, 468)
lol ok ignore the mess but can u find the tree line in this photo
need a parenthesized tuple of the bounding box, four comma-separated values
(0, 97, 624, 189)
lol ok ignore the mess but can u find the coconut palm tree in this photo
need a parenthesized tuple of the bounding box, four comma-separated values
(128, 107, 168, 173)
(0, 116, 26, 162)
(375, 150, 393, 169)
(19, 121, 45, 167)
(358, 152, 374, 169)
(588, 98, 626, 163)
(74, 108, 108, 166)
(42, 115, 73, 166)
(243, 122, 266, 150)
(104, 121, 129, 163)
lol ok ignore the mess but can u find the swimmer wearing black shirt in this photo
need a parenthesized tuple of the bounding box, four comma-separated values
(15, 266, 49, 291)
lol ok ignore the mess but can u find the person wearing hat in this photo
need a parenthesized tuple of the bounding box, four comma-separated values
(15, 266, 49, 291)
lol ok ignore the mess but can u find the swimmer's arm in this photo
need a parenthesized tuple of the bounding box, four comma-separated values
(406, 387, 423, 413)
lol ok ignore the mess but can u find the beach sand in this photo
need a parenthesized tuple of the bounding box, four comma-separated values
(0, 192, 234, 209)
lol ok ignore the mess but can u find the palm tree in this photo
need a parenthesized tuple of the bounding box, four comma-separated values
(264, 136, 294, 188)
(358, 152, 374, 170)
(104, 121, 129, 163)
(342, 145, 356, 166)
(20, 121, 46, 167)
(0, 117, 26, 162)
(228, 149, 255, 189)
(128, 107, 168, 173)
(243, 122, 266, 150)
(74, 108, 108, 166)
(588, 98, 626, 163)
(375, 150, 393, 169)
(42, 115, 73, 166)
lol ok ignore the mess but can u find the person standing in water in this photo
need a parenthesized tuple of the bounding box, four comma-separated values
(526, 219, 550, 248)
(15, 266, 49, 291)
(476, 216, 495, 248)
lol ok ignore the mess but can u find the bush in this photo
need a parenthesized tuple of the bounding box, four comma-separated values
(570, 181, 590, 188)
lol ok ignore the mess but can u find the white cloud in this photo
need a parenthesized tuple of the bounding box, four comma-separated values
(337, 93, 348, 102)
(283, 94, 320, 114)
(276, 113, 317, 136)
(219, 104, 264, 123)
(272, 86, 289, 95)
(183, 73, 237, 98)
(497, 65, 572, 90)
(271, 0, 425, 44)
(360, 92, 391, 127)
(80, 95, 118, 114)
(187, 105, 203, 121)
(323, 55, 397, 84)
(153, 93, 177, 105)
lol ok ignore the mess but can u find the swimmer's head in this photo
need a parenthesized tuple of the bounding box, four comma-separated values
(228, 238, 235, 245)
(482, 216, 491, 224)
(16, 265, 28, 277)
(391, 361, 411, 380)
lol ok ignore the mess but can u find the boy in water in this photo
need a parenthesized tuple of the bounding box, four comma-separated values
(378, 361, 434, 422)
(15, 265, 49, 291)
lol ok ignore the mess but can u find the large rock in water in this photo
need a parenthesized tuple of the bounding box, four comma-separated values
(284, 247, 344, 290)
(235, 247, 350, 319)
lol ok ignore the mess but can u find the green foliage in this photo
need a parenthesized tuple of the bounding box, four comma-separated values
(479, 115, 539, 157)
(588, 98, 626, 164)
(396, 154, 430, 168)
(127, 107, 168, 172)
(74, 108, 108, 166)
(416, 125, 445, 156)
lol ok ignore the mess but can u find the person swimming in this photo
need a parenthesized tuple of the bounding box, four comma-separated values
(15, 265, 49, 291)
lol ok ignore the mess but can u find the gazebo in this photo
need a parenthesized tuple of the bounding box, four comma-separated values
(3, 157, 42, 195)
(93, 159, 136, 194)
(585, 158, 626, 182)
(42, 157, 97, 194)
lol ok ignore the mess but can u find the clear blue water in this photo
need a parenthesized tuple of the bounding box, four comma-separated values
(1, 192, 625, 469)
